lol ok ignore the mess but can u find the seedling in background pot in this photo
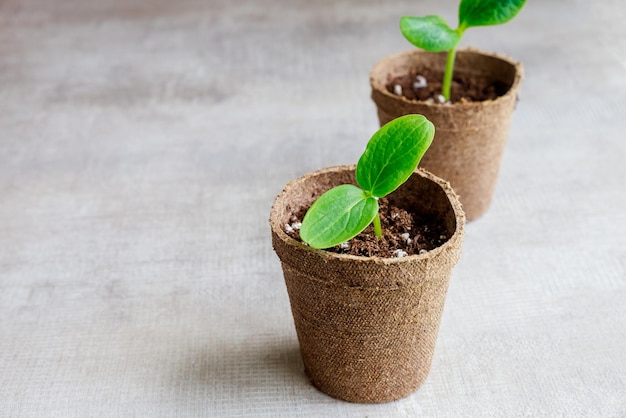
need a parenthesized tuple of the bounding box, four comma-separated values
(300, 115, 434, 249)
(400, 0, 526, 101)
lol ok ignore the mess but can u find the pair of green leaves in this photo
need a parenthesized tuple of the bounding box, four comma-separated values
(299, 115, 435, 250)
(400, 0, 527, 53)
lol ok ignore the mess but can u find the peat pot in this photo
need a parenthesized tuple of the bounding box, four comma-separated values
(370, 48, 523, 220)
(269, 165, 465, 403)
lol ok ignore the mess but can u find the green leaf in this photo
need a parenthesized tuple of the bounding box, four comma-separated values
(459, 0, 526, 29)
(400, 15, 462, 52)
(356, 115, 435, 198)
(300, 184, 378, 249)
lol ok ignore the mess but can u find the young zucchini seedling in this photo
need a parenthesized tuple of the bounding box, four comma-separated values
(300, 115, 434, 250)
(400, 0, 526, 101)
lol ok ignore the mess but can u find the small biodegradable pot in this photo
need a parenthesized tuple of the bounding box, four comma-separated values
(370, 48, 523, 221)
(269, 165, 465, 403)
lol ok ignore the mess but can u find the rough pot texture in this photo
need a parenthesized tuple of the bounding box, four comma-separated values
(370, 48, 523, 221)
(269, 166, 465, 403)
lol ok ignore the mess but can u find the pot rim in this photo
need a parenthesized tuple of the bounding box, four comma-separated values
(370, 47, 524, 109)
(270, 165, 465, 265)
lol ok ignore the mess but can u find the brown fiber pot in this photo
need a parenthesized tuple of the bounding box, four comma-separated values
(370, 48, 523, 221)
(270, 165, 465, 403)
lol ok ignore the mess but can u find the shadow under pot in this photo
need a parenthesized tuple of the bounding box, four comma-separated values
(370, 48, 523, 221)
(270, 165, 465, 403)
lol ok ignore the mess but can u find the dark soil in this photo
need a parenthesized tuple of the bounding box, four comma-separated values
(284, 198, 449, 258)
(386, 66, 510, 103)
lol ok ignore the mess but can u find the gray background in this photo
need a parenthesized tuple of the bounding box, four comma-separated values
(1, 0, 624, 416)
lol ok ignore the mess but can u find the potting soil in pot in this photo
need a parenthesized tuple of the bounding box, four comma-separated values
(284, 197, 449, 258)
(386, 67, 509, 103)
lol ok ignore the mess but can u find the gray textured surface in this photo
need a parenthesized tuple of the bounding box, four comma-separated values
(1, 0, 625, 416)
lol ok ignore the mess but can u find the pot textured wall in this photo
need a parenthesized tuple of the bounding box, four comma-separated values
(270, 166, 465, 403)
(371, 48, 523, 220)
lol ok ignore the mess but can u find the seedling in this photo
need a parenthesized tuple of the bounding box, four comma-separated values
(400, 0, 526, 101)
(300, 115, 434, 249)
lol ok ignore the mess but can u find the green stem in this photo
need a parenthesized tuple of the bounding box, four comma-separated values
(442, 46, 457, 101)
(373, 212, 382, 238)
